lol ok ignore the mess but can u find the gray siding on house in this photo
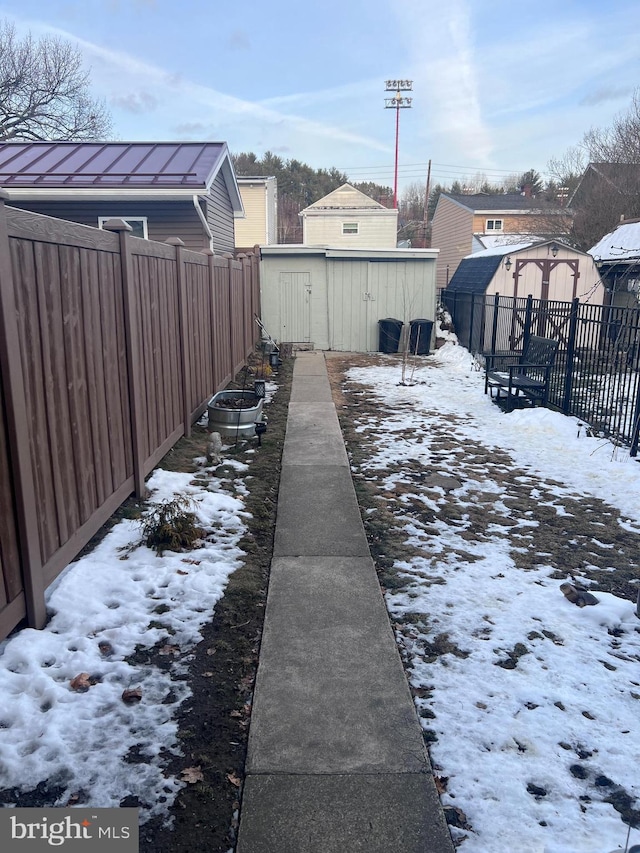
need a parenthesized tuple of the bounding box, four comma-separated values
(7, 199, 209, 250)
(206, 171, 235, 254)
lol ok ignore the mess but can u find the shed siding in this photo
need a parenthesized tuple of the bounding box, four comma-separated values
(261, 251, 437, 352)
(303, 210, 397, 248)
(485, 245, 605, 303)
(431, 197, 473, 290)
(206, 170, 235, 254)
(8, 199, 209, 250)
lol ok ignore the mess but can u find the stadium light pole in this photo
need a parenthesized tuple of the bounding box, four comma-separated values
(384, 79, 413, 209)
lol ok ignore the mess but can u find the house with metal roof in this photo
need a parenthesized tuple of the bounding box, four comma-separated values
(446, 239, 604, 304)
(0, 141, 243, 253)
(431, 192, 571, 290)
(299, 183, 398, 248)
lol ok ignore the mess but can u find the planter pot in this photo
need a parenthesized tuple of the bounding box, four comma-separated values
(207, 390, 264, 438)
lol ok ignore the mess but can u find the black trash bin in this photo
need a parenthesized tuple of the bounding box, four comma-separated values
(378, 318, 403, 353)
(409, 319, 434, 355)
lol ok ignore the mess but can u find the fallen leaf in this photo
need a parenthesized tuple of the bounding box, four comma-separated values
(177, 569, 189, 576)
(98, 641, 114, 657)
(230, 710, 242, 719)
(159, 644, 180, 656)
(70, 673, 92, 692)
(206, 648, 217, 656)
(203, 671, 214, 677)
(226, 773, 242, 788)
(180, 766, 204, 784)
(435, 775, 449, 794)
(121, 688, 143, 704)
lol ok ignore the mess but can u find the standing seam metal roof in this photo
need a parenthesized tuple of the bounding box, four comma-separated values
(0, 141, 229, 188)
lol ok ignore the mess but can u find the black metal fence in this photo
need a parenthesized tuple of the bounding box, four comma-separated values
(441, 289, 640, 455)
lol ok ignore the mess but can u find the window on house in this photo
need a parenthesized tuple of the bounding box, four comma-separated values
(486, 219, 503, 232)
(342, 222, 359, 235)
(98, 216, 149, 239)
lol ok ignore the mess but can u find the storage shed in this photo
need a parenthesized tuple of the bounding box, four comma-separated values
(446, 240, 604, 304)
(260, 245, 438, 352)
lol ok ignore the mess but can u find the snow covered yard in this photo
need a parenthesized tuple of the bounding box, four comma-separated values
(335, 344, 640, 853)
(0, 445, 251, 821)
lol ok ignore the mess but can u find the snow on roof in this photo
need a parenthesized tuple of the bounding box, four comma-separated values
(474, 234, 546, 251)
(466, 241, 536, 259)
(589, 221, 640, 261)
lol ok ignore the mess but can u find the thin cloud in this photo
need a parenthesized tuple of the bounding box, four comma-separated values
(16, 20, 389, 154)
(581, 86, 633, 107)
(110, 92, 158, 114)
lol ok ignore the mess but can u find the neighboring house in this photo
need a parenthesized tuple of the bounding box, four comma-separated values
(260, 245, 437, 351)
(446, 239, 604, 305)
(569, 162, 640, 210)
(235, 176, 277, 252)
(431, 192, 571, 290)
(589, 219, 640, 309)
(299, 183, 398, 248)
(0, 141, 244, 254)
(568, 162, 640, 251)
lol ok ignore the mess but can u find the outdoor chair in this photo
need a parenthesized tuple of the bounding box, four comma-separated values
(484, 335, 559, 411)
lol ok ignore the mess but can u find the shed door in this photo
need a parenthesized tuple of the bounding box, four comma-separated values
(277, 272, 311, 343)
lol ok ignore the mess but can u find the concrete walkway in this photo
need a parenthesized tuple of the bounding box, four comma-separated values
(236, 352, 454, 853)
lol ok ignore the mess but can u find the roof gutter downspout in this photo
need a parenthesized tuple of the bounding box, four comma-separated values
(193, 194, 213, 251)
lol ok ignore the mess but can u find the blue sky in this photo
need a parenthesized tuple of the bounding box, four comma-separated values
(1, 0, 640, 191)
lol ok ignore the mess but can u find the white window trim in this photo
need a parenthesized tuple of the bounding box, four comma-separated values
(342, 221, 359, 235)
(485, 218, 503, 232)
(98, 216, 149, 239)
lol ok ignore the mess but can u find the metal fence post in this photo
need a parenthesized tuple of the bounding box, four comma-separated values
(0, 190, 46, 628)
(490, 293, 500, 356)
(523, 294, 533, 351)
(469, 291, 476, 351)
(562, 297, 580, 414)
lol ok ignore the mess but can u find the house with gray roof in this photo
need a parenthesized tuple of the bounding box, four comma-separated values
(0, 141, 244, 253)
(589, 219, 640, 309)
(431, 192, 571, 290)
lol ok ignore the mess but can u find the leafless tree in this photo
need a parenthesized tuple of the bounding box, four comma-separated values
(582, 90, 640, 163)
(0, 21, 112, 141)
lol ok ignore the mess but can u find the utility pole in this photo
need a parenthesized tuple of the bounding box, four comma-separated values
(384, 79, 413, 209)
(423, 158, 432, 245)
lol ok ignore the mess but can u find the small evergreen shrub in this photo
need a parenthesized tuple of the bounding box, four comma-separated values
(141, 496, 204, 556)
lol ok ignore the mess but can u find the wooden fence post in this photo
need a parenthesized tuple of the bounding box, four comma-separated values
(103, 219, 146, 498)
(166, 238, 192, 438)
(225, 253, 237, 375)
(202, 248, 217, 391)
(0, 189, 46, 628)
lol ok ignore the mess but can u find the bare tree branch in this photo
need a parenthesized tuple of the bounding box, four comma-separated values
(0, 21, 112, 141)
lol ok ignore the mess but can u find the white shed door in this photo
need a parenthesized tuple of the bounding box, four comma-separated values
(277, 272, 311, 342)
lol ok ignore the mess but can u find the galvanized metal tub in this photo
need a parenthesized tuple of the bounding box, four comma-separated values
(207, 390, 264, 438)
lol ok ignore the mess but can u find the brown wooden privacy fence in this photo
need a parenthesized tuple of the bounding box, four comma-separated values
(0, 195, 260, 642)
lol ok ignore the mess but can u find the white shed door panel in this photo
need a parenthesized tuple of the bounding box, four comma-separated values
(327, 261, 370, 351)
(277, 272, 311, 342)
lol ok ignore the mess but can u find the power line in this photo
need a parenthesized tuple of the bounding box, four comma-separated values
(339, 160, 545, 177)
